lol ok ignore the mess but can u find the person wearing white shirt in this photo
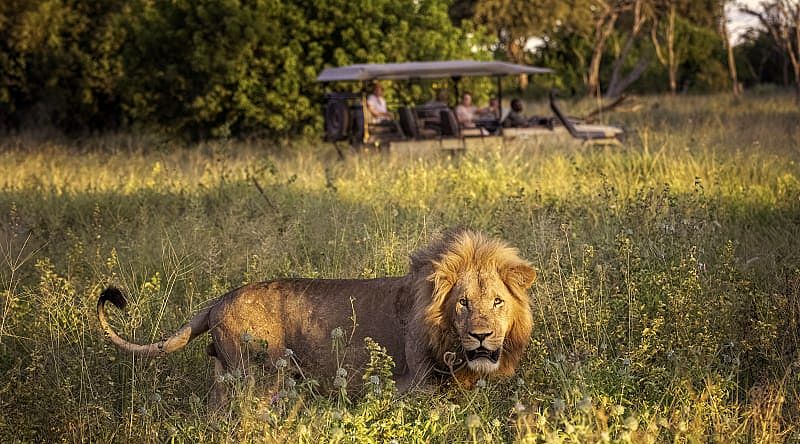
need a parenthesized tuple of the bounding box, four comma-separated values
(454, 92, 479, 128)
(366, 82, 393, 123)
(455, 92, 489, 135)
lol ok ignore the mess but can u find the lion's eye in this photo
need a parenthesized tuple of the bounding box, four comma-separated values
(494, 298, 504, 307)
(459, 298, 468, 307)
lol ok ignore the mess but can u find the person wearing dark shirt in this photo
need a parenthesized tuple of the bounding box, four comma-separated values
(502, 98, 529, 128)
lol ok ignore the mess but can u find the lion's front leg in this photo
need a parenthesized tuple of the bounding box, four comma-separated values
(396, 373, 414, 393)
(397, 339, 434, 392)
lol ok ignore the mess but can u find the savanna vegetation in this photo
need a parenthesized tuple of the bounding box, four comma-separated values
(1, 92, 799, 442)
(2, 0, 800, 442)
(2, 0, 799, 139)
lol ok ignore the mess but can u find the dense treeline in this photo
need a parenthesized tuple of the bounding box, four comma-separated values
(0, 0, 796, 138)
(0, 0, 478, 137)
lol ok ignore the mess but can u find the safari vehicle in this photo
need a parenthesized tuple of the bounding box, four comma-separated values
(316, 60, 625, 155)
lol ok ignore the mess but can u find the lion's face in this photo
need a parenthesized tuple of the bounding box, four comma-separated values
(414, 230, 537, 380)
(449, 268, 519, 374)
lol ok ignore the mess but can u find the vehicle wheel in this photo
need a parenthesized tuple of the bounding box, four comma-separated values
(325, 100, 350, 141)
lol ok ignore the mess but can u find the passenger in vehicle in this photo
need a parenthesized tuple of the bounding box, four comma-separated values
(366, 82, 393, 123)
(425, 89, 450, 108)
(455, 92, 479, 128)
(417, 89, 450, 131)
(456, 92, 490, 135)
(475, 97, 501, 133)
(478, 97, 500, 120)
(502, 98, 530, 128)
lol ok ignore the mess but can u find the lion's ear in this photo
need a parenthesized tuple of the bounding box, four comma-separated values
(428, 257, 460, 306)
(502, 263, 537, 290)
(429, 268, 456, 302)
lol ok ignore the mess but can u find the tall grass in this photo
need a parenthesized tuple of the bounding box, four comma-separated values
(1, 92, 799, 442)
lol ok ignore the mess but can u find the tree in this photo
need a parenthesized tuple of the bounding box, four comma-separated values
(720, 0, 742, 96)
(736, 26, 788, 86)
(586, 1, 623, 97)
(0, 0, 126, 131)
(651, 1, 680, 94)
(473, 0, 575, 89)
(742, 0, 800, 103)
(606, 0, 652, 98)
(539, 0, 648, 98)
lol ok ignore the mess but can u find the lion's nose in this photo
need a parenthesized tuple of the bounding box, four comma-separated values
(469, 331, 493, 343)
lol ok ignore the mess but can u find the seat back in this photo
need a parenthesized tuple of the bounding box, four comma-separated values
(549, 90, 582, 139)
(439, 109, 460, 137)
(398, 106, 419, 139)
(550, 89, 620, 141)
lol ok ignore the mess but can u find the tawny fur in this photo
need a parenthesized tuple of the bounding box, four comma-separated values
(97, 229, 536, 394)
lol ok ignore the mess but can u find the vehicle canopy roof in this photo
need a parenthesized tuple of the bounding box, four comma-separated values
(316, 60, 552, 82)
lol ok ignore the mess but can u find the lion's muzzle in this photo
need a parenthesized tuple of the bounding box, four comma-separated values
(465, 346, 500, 363)
(463, 330, 504, 374)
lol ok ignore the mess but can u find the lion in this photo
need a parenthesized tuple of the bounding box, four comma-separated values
(97, 229, 536, 396)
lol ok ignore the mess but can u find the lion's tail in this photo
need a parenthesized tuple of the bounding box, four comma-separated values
(97, 286, 212, 357)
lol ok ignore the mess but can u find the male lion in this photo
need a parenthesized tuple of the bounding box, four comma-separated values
(97, 229, 536, 395)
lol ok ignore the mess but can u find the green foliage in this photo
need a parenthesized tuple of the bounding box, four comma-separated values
(0, 0, 789, 135)
(1, 0, 484, 137)
(534, 10, 731, 97)
(122, 0, 287, 139)
(671, 15, 730, 93)
(0, 0, 126, 131)
(122, 0, 483, 139)
(736, 27, 792, 87)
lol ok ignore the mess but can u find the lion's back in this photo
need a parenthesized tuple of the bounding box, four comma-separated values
(208, 277, 412, 380)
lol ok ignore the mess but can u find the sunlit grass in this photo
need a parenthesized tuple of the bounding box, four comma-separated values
(1, 92, 799, 442)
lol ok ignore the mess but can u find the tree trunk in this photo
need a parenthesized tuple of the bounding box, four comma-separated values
(789, 4, 800, 104)
(607, 35, 638, 96)
(507, 37, 529, 90)
(606, 58, 649, 98)
(796, 80, 800, 104)
(606, 0, 646, 98)
(795, 9, 800, 104)
(794, 63, 800, 104)
(587, 9, 619, 98)
(651, 3, 679, 95)
(720, 3, 741, 96)
(667, 4, 677, 95)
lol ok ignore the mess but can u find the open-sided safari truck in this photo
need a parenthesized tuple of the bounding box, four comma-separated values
(317, 60, 625, 156)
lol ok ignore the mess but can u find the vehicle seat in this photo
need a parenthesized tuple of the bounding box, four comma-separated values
(439, 109, 461, 137)
(400, 106, 438, 139)
(550, 89, 622, 141)
(398, 107, 419, 139)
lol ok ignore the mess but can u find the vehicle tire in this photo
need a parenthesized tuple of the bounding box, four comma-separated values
(325, 100, 350, 141)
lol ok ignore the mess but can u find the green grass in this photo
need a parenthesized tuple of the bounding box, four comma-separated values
(1, 92, 799, 442)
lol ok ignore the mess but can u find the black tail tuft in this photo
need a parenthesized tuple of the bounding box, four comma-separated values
(99, 286, 127, 310)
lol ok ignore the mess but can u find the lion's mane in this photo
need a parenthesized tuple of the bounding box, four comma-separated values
(407, 229, 535, 379)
